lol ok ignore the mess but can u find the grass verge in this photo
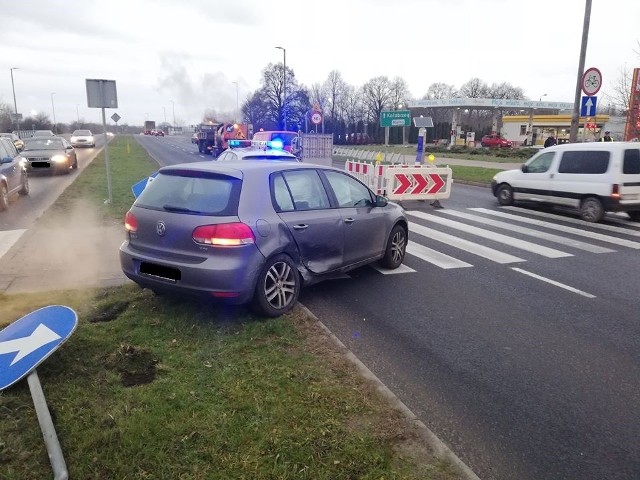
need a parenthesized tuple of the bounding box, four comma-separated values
(0, 136, 464, 479)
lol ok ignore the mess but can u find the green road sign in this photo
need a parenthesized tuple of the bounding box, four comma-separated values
(380, 110, 411, 127)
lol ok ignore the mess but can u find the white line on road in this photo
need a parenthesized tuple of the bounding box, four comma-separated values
(511, 267, 596, 298)
(370, 263, 417, 275)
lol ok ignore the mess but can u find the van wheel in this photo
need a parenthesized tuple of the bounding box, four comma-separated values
(580, 197, 604, 223)
(628, 211, 640, 222)
(496, 184, 514, 206)
(252, 254, 300, 317)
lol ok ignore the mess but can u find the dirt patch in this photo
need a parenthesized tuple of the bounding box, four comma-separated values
(87, 299, 131, 323)
(105, 343, 158, 387)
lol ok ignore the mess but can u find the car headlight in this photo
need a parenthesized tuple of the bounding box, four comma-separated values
(51, 154, 67, 163)
(70, 137, 78, 142)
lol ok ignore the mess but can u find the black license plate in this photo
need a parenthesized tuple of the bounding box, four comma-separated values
(140, 262, 181, 282)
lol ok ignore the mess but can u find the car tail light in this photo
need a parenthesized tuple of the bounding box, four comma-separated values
(611, 184, 621, 200)
(125, 211, 138, 232)
(192, 223, 255, 246)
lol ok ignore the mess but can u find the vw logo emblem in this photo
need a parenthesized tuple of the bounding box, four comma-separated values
(156, 221, 166, 236)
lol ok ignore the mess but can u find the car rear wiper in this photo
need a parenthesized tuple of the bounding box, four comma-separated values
(162, 204, 207, 214)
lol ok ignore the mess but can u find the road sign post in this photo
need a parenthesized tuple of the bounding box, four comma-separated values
(0, 305, 78, 480)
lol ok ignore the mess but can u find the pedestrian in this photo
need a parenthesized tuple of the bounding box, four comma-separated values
(544, 133, 557, 148)
(602, 131, 613, 142)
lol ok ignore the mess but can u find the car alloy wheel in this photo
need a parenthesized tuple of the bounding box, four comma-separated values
(253, 254, 300, 317)
(380, 224, 407, 269)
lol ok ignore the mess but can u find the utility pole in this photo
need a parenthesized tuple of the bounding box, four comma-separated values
(232, 82, 239, 123)
(170, 100, 176, 126)
(569, 0, 592, 143)
(10, 67, 19, 131)
(50, 93, 57, 133)
(275, 46, 287, 130)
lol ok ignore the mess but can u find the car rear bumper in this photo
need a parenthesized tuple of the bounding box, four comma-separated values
(119, 241, 265, 304)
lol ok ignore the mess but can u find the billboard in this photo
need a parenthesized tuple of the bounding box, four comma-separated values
(624, 68, 640, 142)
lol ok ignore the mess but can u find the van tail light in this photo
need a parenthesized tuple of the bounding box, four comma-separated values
(192, 223, 255, 246)
(125, 211, 138, 232)
(611, 184, 621, 200)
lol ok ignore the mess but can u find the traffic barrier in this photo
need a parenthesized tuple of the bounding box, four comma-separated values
(344, 159, 453, 201)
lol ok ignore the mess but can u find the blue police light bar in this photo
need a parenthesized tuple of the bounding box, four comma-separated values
(269, 139, 284, 150)
(228, 140, 251, 148)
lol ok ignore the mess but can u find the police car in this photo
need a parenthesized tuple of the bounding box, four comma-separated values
(216, 139, 301, 162)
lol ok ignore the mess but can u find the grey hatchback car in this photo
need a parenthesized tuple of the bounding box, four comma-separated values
(120, 161, 408, 317)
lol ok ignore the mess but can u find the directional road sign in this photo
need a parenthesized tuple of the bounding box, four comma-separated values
(380, 110, 411, 127)
(131, 172, 159, 198)
(581, 96, 598, 117)
(0, 306, 78, 390)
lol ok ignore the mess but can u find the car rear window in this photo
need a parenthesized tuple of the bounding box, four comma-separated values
(558, 151, 610, 174)
(623, 149, 640, 174)
(134, 171, 241, 216)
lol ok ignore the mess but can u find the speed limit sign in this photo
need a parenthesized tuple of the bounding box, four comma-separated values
(311, 112, 322, 125)
(582, 67, 602, 96)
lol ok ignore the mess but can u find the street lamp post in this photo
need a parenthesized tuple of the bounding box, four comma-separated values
(539, 93, 547, 102)
(275, 46, 287, 130)
(163, 106, 167, 125)
(232, 82, 239, 123)
(170, 100, 176, 126)
(50, 93, 57, 133)
(76, 104, 80, 124)
(9, 67, 19, 131)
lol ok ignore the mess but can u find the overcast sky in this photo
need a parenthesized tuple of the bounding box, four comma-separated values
(1, 0, 638, 127)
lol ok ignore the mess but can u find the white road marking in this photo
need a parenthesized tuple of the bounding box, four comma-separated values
(409, 222, 524, 264)
(408, 211, 571, 258)
(437, 209, 614, 254)
(511, 267, 596, 298)
(371, 263, 417, 274)
(406, 241, 473, 269)
(0, 229, 27, 261)
(472, 208, 640, 249)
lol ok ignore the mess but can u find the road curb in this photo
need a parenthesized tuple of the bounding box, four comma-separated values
(296, 302, 482, 480)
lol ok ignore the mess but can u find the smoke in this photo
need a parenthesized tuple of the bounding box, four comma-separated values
(11, 200, 127, 293)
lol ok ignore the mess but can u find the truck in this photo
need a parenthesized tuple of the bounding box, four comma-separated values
(196, 122, 252, 157)
(144, 121, 156, 135)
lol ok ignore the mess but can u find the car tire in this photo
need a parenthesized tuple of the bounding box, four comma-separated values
(496, 184, 514, 206)
(481, 142, 487, 147)
(380, 224, 407, 269)
(252, 254, 300, 317)
(72, 157, 78, 169)
(0, 183, 8, 211)
(18, 173, 29, 196)
(580, 197, 604, 223)
(628, 211, 640, 222)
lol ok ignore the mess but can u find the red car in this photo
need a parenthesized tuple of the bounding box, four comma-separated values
(151, 129, 165, 137)
(481, 134, 512, 148)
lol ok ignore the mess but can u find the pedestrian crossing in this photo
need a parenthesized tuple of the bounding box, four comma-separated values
(377, 206, 640, 273)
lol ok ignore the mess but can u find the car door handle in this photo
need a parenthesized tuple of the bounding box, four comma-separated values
(344, 218, 355, 224)
(292, 224, 309, 230)
(549, 173, 554, 179)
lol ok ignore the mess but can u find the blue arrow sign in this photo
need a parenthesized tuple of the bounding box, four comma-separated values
(0, 306, 77, 390)
(131, 172, 158, 198)
(581, 96, 597, 117)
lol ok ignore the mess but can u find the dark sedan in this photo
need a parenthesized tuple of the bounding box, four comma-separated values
(120, 161, 408, 316)
(21, 137, 78, 174)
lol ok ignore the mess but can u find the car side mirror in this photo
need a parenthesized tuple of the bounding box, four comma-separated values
(521, 164, 528, 173)
(374, 195, 388, 207)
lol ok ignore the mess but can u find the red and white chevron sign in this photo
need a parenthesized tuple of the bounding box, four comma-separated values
(385, 166, 452, 200)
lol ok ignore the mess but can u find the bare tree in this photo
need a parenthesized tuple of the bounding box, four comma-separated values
(388, 76, 411, 109)
(362, 76, 391, 141)
(322, 70, 348, 132)
(459, 78, 490, 98)
(423, 82, 458, 100)
(602, 65, 633, 115)
(343, 85, 364, 135)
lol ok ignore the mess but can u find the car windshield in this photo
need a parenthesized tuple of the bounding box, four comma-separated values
(73, 130, 92, 136)
(23, 138, 65, 150)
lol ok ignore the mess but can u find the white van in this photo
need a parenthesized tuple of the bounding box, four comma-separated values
(491, 142, 640, 222)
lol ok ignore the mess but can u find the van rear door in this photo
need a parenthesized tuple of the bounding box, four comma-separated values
(620, 147, 640, 208)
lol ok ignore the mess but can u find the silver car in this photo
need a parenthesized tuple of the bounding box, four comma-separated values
(120, 161, 408, 317)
